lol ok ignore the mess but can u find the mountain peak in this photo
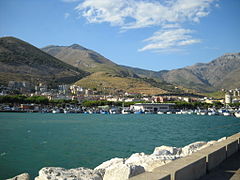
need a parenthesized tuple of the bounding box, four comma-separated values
(69, 44, 87, 50)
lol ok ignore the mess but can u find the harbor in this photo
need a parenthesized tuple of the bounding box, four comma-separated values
(1, 102, 240, 118)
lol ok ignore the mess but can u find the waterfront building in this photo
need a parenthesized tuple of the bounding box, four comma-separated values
(225, 92, 232, 104)
(130, 103, 175, 113)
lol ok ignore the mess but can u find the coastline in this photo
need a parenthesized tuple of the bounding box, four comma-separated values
(7, 134, 239, 180)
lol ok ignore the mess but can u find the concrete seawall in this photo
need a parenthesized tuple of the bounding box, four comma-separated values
(130, 133, 240, 180)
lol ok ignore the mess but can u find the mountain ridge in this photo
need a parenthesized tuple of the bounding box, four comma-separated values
(0, 36, 88, 87)
(122, 53, 240, 92)
(1, 36, 239, 94)
(42, 44, 189, 94)
(42, 44, 137, 78)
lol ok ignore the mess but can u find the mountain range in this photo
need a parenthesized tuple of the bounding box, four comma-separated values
(42, 43, 240, 93)
(123, 53, 240, 92)
(1, 36, 239, 94)
(42, 44, 180, 95)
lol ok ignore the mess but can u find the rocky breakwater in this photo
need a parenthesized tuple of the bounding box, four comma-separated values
(15, 137, 227, 180)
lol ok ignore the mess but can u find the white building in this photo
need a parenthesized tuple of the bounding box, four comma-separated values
(70, 85, 84, 95)
(225, 92, 232, 104)
(130, 103, 175, 113)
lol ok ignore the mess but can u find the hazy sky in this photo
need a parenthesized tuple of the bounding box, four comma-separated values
(0, 0, 239, 71)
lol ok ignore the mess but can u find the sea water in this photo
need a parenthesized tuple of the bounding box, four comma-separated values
(0, 113, 240, 179)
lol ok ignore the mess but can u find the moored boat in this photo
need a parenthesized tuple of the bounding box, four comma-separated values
(234, 111, 240, 118)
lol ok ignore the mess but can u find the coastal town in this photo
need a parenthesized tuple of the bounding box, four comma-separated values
(0, 81, 240, 117)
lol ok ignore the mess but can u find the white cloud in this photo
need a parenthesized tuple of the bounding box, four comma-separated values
(75, 0, 217, 52)
(64, 13, 70, 19)
(139, 28, 201, 52)
(76, 0, 216, 28)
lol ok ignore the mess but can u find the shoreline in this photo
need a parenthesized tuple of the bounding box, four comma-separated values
(7, 134, 239, 180)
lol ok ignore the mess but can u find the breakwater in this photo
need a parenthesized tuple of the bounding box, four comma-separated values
(131, 133, 240, 180)
(7, 134, 240, 180)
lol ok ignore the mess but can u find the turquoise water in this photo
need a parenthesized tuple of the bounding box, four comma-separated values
(0, 113, 240, 179)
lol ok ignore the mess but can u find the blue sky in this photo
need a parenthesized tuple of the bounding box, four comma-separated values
(0, 0, 239, 71)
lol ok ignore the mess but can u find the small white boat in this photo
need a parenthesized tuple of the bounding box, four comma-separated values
(234, 112, 240, 118)
(197, 110, 207, 115)
(64, 109, 69, 114)
(122, 109, 131, 114)
(181, 110, 188, 115)
(52, 109, 60, 114)
(144, 111, 153, 114)
(208, 111, 218, 116)
(166, 111, 172, 114)
(157, 111, 164, 114)
(223, 112, 231, 116)
(200, 112, 207, 115)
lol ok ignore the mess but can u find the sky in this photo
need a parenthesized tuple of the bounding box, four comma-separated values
(0, 0, 239, 71)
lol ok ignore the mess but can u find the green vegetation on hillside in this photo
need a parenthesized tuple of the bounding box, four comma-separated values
(202, 91, 225, 99)
(75, 72, 166, 95)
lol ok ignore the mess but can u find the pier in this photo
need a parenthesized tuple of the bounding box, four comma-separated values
(130, 133, 240, 180)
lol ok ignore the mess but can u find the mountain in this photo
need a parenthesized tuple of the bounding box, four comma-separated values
(161, 53, 240, 92)
(0, 37, 88, 87)
(42, 44, 190, 95)
(42, 44, 136, 77)
(123, 53, 240, 92)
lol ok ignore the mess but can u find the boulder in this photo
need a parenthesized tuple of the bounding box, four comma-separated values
(125, 153, 168, 172)
(181, 141, 207, 156)
(35, 167, 102, 180)
(95, 156, 145, 180)
(153, 145, 182, 156)
(94, 158, 125, 177)
(34, 136, 227, 180)
(6, 173, 30, 180)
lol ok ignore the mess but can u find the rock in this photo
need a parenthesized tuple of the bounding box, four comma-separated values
(94, 158, 125, 177)
(35, 167, 102, 180)
(95, 156, 145, 180)
(34, 136, 228, 180)
(181, 141, 207, 156)
(129, 165, 145, 178)
(125, 153, 168, 172)
(98, 162, 144, 180)
(153, 145, 182, 156)
(218, 137, 227, 142)
(6, 173, 30, 180)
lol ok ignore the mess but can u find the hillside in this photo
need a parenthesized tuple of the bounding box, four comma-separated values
(0, 37, 88, 86)
(161, 53, 240, 91)
(42, 45, 136, 77)
(75, 72, 167, 95)
(42, 44, 184, 95)
(125, 53, 240, 92)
